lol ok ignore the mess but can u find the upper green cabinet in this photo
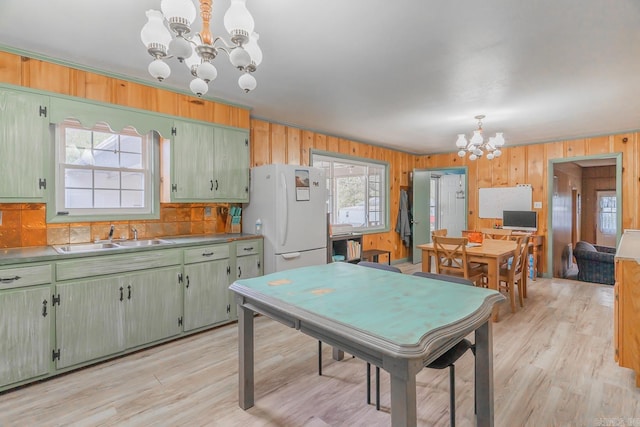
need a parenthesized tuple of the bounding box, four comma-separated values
(0, 88, 50, 201)
(167, 119, 249, 202)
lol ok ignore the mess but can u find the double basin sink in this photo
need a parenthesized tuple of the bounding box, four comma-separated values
(54, 239, 172, 254)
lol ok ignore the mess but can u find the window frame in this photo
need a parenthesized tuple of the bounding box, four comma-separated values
(311, 150, 390, 234)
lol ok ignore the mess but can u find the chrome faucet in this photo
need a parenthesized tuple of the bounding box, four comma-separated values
(131, 227, 138, 241)
(108, 225, 115, 241)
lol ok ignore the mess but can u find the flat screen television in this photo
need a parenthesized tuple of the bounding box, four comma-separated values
(502, 210, 537, 232)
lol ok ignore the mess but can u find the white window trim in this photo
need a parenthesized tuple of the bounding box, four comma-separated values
(311, 151, 389, 233)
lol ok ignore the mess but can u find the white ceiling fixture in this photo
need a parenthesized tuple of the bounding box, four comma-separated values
(140, 0, 262, 97)
(456, 115, 505, 161)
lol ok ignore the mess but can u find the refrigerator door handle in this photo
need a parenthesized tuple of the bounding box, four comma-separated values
(281, 252, 301, 259)
(278, 171, 289, 246)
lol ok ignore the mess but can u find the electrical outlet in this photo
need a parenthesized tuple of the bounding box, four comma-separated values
(0, 210, 3, 225)
(534, 201, 542, 209)
(204, 206, 212, 217)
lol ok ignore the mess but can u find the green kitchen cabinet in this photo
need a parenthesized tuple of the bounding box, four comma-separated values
(167, 120, 249, 202)
(122, 266, 183, 349)
(0, 264, 52, 389)
(183, 244, 231, 331)
(0, 87, 50, 201)
(231, 239, 263, 319)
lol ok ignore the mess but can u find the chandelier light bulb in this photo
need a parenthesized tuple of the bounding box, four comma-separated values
(141, 10, 172, 54)
(458, 150, 466, 158)
(239, 72, 257, 93)
(455, 134, 467, 148)
(469, 153, 478, 161)
(148, 59, 171, 81)
(454, 115, 505, 160)
(189, 77, 209, 97)
(169, 36, 193, 62)
(470, 130, 483, 146)
(161, 0, 197, 29)
(494, 132, 505, 146)
(224, 0, 255, 44)
(197, 61, 218, 83)
(230, 47, 252, 69)
(494, 149, 502, 157)
(244, 32, 263, 67)
(487, 152, 495, 160)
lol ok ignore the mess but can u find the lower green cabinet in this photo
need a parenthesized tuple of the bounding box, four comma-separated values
(0, 285, 51, 388)
(183, 244, 231, 331)
(232, 239, 263, 320)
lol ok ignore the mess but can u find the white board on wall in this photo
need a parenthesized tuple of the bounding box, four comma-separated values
(478, 185, 532, 218)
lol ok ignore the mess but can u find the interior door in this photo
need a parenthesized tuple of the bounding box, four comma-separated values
(596, 190, 617, 247)
(412, 170, 431, 264)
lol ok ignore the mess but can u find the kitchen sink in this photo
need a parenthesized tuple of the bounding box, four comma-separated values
(117, 239, 172, 247)
(54, 242, 122, 254)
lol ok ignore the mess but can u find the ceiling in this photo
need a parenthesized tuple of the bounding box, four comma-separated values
(1, 0, 639, 155)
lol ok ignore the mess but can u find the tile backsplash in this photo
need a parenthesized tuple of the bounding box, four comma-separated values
(0, 203, 236, 249)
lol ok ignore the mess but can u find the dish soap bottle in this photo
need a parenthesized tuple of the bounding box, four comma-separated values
(255, 218, 262, 235)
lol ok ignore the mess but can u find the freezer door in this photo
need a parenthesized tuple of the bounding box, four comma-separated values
(274, 166, 327, 253)
(273, 248, 327, 273)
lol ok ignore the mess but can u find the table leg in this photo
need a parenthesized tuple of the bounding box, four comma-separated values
(238, 304, 255, 409)
(388, 358, 418, 427)
(475, 320, 495, 427)
(421, 250, 433, 273)
(485, 258, 499, 322)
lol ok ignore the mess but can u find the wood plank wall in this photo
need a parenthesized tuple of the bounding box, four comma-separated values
(3, 51, 638, 273)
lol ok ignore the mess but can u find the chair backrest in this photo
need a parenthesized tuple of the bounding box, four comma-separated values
(481, 228, 512, 240)
(357, 261, 402, 273)
(431, 228, 448, 239)
(507, 235, 530, 281)
(432, 236, 470, 277)
(412, 271, 474, 287)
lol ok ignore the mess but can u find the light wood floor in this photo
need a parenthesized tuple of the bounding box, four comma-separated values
(1, 263, 639, 427)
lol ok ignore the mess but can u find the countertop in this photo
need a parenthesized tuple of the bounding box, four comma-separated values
(0, 233, 262, 266)
(614, 229, 640, 261)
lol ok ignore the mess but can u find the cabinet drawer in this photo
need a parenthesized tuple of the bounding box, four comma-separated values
(184, 244, 230, 264)
(56, 249, 181, 281)
(0, 264, 51, 290)
(236, 240, 261, 257)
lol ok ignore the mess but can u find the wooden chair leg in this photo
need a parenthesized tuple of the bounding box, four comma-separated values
(518, 279, 525, 307)
(509, 281, 516, 313)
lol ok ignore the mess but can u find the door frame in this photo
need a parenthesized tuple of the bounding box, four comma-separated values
(547, 153, 622, 278)
(412, 166, 468, 264)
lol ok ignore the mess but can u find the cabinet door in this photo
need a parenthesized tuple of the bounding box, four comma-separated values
(0, 88, 49, 200)
(171, 120, 215, 200)
(55, 278, 125, 369)
(0, 287, 51, 388)
(232, 254, 263, 319)
(213, 127, 249, 201)
(183, 259, 230, 331)
(123, 266, 183, 349)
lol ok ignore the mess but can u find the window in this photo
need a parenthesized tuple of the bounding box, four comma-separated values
(312, 152, 388, 232)
(54, 119, 155, 217)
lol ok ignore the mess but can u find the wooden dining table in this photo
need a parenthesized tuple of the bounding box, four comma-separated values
(418, 239, 521, 321)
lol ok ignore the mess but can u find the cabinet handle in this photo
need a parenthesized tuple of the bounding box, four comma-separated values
(243, 247, 254, 251)
(186, 275, 190, 289)
(238, 266, 242, 278)
(210, 180, 214, 191)
(42, 300, 48, 317)
(119, 287, 124, 301)
(127, 285, 132, 300)
(0, 275, 21, 284)
(215, 180, 219, 190)
(202, 252, 214, 257)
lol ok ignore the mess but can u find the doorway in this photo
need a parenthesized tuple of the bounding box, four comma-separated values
(411, 168, 467, 264)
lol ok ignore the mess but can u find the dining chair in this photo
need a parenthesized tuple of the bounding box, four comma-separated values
(317, 261, 402, 376)
(432, 228, 448, 238)
(481, 227, 513, 240)
(497, 235, 530, 312)
(432, 236, 485, 286)
(367, 271, 476, 427)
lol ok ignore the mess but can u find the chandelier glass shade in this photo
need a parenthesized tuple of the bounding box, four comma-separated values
(455, 115, 505, 160)
(140, 0, 262, 97)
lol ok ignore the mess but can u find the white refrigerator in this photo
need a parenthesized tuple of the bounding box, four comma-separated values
(242, 164, 327, 274)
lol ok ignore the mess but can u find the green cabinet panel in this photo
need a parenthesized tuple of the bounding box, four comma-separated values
(55, 277, 125, 369)
(184, 258, 230, 331)
(168, 119, 249, 202)
(0, 88, 50, 200)
(213, 127, 249, 201)
(123, 266, 183, 349)
(171, 120, 215, 199)
(231, 239, 263, 320)
(0, 286, 51, 388)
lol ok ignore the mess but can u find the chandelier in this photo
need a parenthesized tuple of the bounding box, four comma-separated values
(455, 115, 505, 160)
(140, 0, 262, 97)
